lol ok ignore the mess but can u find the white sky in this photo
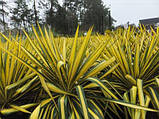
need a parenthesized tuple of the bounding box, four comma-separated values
(59, 0, 159, 26)
(103, 0, 159, 26)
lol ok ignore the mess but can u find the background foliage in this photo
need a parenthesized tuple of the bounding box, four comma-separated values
(0, 0, 113, 35)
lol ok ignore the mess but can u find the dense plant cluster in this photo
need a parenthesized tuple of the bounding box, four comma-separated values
(0, 26, 159, 119)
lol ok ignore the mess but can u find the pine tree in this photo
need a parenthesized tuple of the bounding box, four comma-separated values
(45, 0, 58, 27)
(33, 0, 38, 27)
(0, 0, 8, 31)
(10, 0, 34, 30)
(82, 0, 112, 33)
(32, 0, 43, 27)
(63, 0, 78, 34)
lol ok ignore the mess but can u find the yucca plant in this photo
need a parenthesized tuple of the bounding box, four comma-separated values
(0, 25, 122, 118)
(103, 26, 159, 118)
(0, 36, 39, 117)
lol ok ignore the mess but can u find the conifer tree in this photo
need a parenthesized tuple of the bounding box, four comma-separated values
(0, 0, 8, 31)
(10, 0, 34, 30)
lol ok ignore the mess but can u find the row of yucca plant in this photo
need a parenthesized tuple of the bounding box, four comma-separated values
(0, 24, 158, 119)
(103, 27, 159, 119)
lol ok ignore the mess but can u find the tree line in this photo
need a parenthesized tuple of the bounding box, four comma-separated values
(0, 0, 114, 35)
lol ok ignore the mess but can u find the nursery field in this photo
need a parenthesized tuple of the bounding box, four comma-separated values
(0, 25, 159, 119)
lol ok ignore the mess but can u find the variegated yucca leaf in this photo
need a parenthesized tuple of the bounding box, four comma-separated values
(0, 38, 39, 116)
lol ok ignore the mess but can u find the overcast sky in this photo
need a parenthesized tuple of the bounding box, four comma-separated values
(103, 0, 159, 26)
